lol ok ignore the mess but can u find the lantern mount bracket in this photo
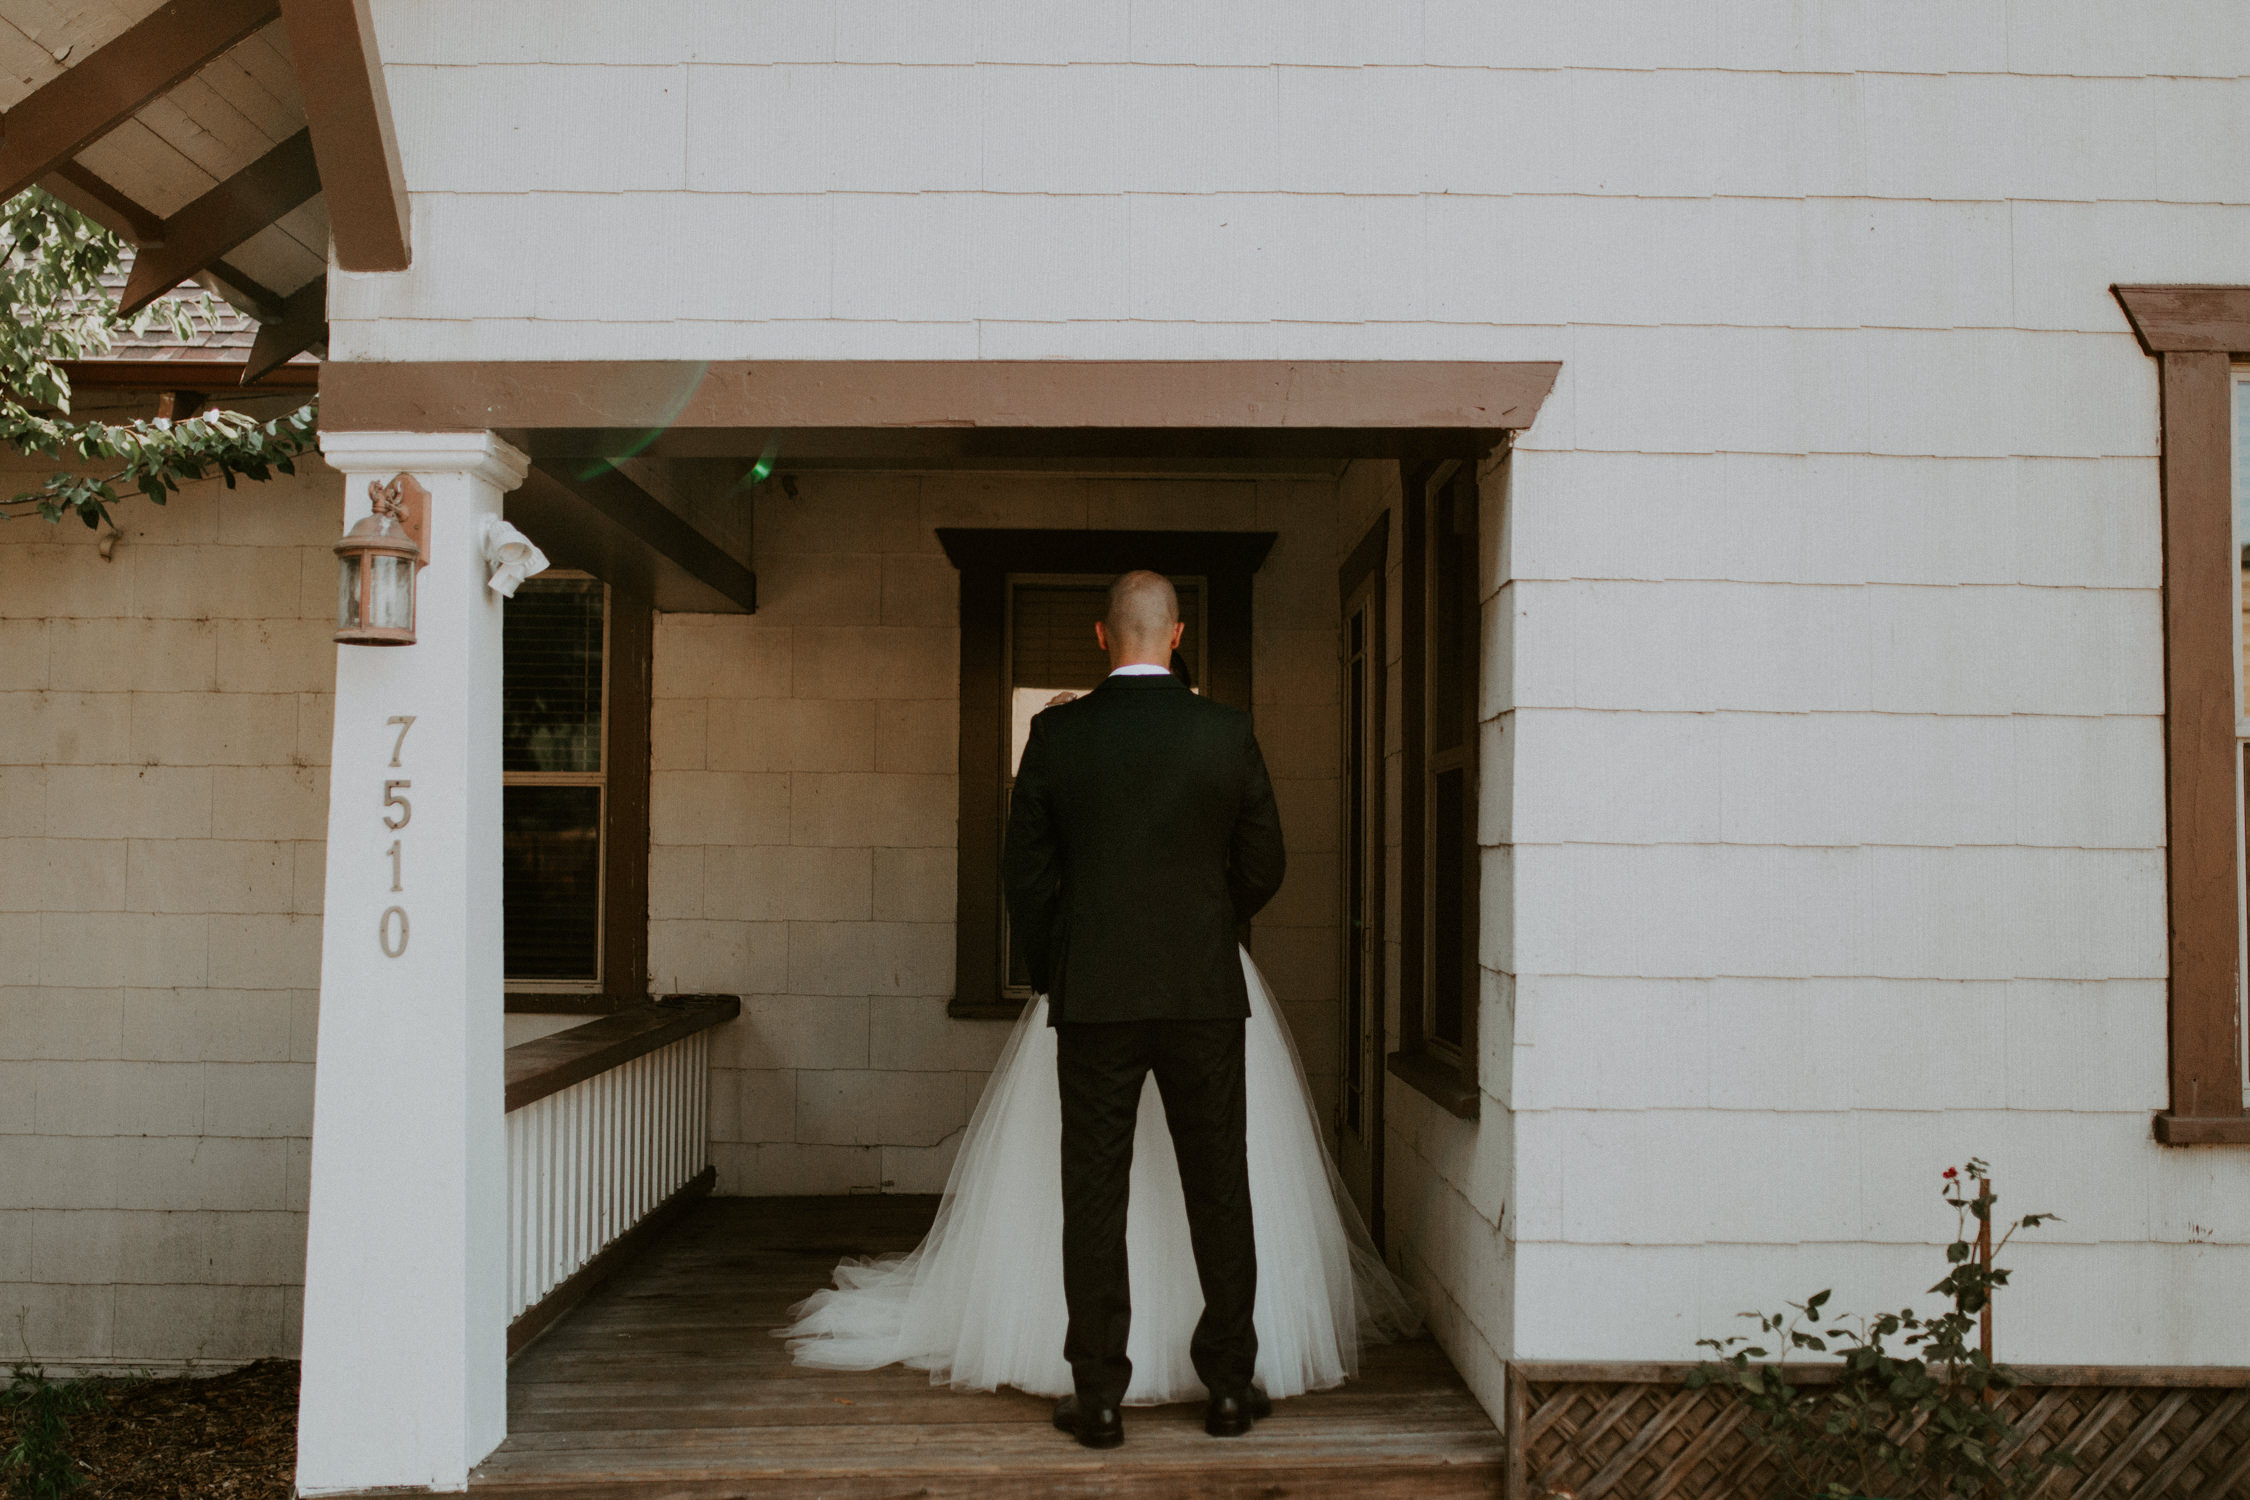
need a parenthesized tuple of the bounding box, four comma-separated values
(370, 473, 430, 567)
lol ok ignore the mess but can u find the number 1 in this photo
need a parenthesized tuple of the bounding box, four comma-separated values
(386, 839, 402, 893)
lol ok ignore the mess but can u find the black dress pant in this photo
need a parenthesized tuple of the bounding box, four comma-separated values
(1055, 1017, 1257, 1409)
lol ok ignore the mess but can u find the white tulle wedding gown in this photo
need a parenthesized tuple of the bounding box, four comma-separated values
(778, 947, 1419, 1405)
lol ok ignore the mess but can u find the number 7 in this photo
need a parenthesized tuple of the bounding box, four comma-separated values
(386, 715, 416, 768)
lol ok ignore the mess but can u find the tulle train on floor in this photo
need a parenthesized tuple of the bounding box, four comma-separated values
(778, 947, 1420, 1405)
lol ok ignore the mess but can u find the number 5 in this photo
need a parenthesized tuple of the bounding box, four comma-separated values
(383, 780, 412, 830)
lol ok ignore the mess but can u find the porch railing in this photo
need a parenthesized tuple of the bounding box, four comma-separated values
(502, 994, 739, 1356)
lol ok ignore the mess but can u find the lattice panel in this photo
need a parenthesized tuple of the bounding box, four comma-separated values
(1510, 1370, 2250, 1500)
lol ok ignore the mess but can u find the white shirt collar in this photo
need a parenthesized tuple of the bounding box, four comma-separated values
(1108, 664, 1173, 677)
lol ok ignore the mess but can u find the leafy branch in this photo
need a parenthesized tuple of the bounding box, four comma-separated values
(1686, 1159, 2067, 1499)
(0, 187, 318, 530)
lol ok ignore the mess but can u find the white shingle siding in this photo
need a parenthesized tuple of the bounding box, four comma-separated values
(0, 470, 337, 1371)
(24, 0, 2240, 1391)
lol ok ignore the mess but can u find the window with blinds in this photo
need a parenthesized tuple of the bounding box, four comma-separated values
(1392, 461, 1482, 1116)
(1000, 575, 1204, 994)
(503, 575, 607, 985)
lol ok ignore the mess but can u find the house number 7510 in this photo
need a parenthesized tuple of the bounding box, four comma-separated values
(380, 715, 415, 958)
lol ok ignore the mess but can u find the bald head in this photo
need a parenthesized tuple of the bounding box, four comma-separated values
(1097, 570, 1183, 669)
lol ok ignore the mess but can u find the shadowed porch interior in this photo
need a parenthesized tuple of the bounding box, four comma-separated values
(471, 1196, 1504, 1498)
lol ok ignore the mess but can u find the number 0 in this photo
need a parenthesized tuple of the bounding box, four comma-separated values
(379, 906, 409, 958)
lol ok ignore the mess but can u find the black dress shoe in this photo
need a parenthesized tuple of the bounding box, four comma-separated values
(1053, 1393, 1124, 1449)
(1204, 1386, 1273, 1437)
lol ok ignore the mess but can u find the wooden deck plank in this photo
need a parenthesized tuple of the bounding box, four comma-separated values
(471, 1197, 1504, 1499)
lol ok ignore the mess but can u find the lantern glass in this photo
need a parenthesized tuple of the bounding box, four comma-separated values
(370, 555, 414, 630)
(337, 555, 362, 630)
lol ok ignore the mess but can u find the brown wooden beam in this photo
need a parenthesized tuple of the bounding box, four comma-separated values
(193, 260, 288, 324)
(514, 425, 1488, 468)
(526, 461, 759, 613)
(0, 0, 281, 202)
(242, 275, 325, 383)
(38, 162, 287, 322)
(57, 358, 316, 394)
(118, 130, 320, 317)
(279, 0, 409, 271)
(40, 161, 167, 245)
(318, 359, 1562, 435)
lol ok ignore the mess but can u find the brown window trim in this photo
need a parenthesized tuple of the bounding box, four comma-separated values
(2114, 285, 2250, 1145)
(937, 528, 1277, 1021)
(503, 576, 653, 1016)
(1387, 461, 1482, 1120)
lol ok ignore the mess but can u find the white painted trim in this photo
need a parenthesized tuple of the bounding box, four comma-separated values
(320, 428, 531, 491)
(297, 430, 530, 1496)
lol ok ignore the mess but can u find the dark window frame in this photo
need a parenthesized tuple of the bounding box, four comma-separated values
(1336, 510, 1390, 1245)
(502, 572, 653, 1015)
(938, 528, 1277, 1020)
(2115, 285, 2250, 1144)
(1389, 461, 1482, 1118)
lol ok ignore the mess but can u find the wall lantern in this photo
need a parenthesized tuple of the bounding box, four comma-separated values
(335, 474, 429, 646)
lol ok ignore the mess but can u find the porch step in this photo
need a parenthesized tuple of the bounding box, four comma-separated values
(468, 1197, 1505, 1499)
(470, 1416, 1500, 1498)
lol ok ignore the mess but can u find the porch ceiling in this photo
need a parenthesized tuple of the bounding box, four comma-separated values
(0, 0, 409, 381)
(325, 357, 1559, 610)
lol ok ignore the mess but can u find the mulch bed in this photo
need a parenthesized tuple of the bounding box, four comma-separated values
(2, 1360, 297, 1500)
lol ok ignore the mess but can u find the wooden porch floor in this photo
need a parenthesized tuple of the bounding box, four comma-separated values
(474, 1196, 1504, 1498)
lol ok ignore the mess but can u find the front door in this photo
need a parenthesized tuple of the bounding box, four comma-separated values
(1335, 523, 1387, 1239)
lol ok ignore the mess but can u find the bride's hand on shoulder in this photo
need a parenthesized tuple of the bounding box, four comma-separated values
(1045, 691, 1079, 707)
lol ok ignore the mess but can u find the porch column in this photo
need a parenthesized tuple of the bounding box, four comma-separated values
(297, 431, 530, 1494)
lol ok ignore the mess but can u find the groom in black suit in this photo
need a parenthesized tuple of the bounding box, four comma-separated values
(1003, 571, 1288, 1448)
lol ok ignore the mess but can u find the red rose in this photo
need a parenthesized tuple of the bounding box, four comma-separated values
(1942, 1168, 1958, 1179)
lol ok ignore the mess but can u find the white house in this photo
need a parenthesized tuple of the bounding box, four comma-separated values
(3, 1, 2249, 1495)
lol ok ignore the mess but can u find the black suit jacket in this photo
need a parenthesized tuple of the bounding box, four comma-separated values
(1002, 672, 1286, 1025)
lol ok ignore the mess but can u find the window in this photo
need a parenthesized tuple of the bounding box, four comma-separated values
(1390, 462, 1482, 1117)
(1000, 576, 1205, 1001)
(937, 528, 1275, 1019)
(2113, 285, 2250, 1143)
(503, 576, 608, 987)
(499, 571, 654, 1011)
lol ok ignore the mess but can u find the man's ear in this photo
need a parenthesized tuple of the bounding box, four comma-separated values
(1170, 621, 1185, 650)
(1095, 621, 1111, 654)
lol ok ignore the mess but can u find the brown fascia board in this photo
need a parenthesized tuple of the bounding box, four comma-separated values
(0, 0, 282, 202)
(119, 130, 322, 318)
(279, 0, 410, 270)
(2113, 285, 2250, 356)
(319, 359, 1561, 436)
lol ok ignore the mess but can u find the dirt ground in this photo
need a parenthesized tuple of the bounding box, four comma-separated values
(2, 1360, 296, 1500)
